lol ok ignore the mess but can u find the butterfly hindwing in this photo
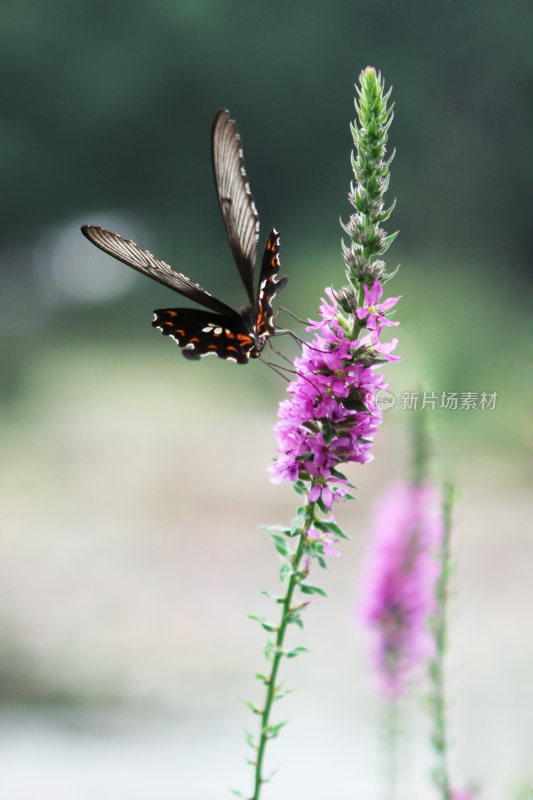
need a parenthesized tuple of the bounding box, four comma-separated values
(152, 308, 255, 364)
(255, 229, 288, 337)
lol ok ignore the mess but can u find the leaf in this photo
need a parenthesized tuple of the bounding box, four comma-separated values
(245, 730, 256, 748)
(260, 590, 283, 603)
(261, 524, 291, 535)
(266, 720, 288, 739)
(280, 563, 296, 582)
(244, 700, 261, 715)
(329, 466, 350, 482)
(274, 686, 295, 700)
(286, 645, 309, 659)
(248, 615, 278, 633)
(300, 583, 328, 597)
(269, 533, 290, 557)
(382, 262, 400, 283)
(316, 497, 329, 515)
(263, 766, 280, 784)
(290, 614, 304, 629)
(291, 508, 307, 534)
(378, 197, 397, 222)
(313, 520, 349, 539)
(380, 230, 399, 254)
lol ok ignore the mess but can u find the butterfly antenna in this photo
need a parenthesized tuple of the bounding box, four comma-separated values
(259, 356, 291, 383)
(278, 306, 308, 325)
(268, 341, 298, 368)
(264, 342, 323, 395)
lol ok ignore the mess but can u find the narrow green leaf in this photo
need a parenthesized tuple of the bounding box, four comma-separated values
(380, 230, 399, 254)
(266, 720, 288, 739)
(286, 645, 309, 659)
(300, 583, 328, 597)
(248, 614, 278, 633)
(260, 590, 283, 603)
(379, 197, 397, 222)
(274, 687, 295, 700)
(261, 524, 291, 535)
(313, 520, 349, 539)
(245, 730, 256, 748)
(269, 533, 290, 556)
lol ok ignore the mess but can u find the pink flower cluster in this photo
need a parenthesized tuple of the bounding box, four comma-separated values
(269, 282, 400, 509)
(359, 482, 443, 699)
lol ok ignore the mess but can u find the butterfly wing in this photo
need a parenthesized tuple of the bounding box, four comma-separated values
(81, 225, 238, 317)
(255, 228, 288, 338)
(152, 308, 255, 364)
(212, 109, 259, 306)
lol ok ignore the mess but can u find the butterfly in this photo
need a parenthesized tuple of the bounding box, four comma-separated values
(81, 109, 287, 364)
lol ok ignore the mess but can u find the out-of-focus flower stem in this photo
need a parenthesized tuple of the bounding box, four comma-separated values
(385, 700, 399, 800)
(429, 483, 455, 800)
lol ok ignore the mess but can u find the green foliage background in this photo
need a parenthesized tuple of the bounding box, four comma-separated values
(1, 0, 531, 443)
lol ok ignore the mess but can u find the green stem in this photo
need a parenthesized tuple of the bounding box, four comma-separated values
(430, 483, 454, 800)
(251, 503, 314, 800)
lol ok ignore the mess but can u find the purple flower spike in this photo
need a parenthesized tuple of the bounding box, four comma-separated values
(269, 285, 401, 510)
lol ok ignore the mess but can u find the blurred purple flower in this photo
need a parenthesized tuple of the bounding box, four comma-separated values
(451, 789, 478, 800)
(359, 482, 443, 699)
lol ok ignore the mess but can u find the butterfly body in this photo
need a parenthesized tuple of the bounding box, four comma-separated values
(152, 227, 286, 363)
(81, 109, 287, 364)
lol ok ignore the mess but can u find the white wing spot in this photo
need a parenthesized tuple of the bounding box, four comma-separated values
(200, 351, 217, 358)
(213, 327, 223, 335)
(202, 325, 215, 333)
(184, 343, 195, 350)
(226, 357, 238, 364)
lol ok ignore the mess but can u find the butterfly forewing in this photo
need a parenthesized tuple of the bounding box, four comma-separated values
(255, 229, 288, 338)
(152, 308, 255, 364)
(212, 109, 259, 304)
(81, 225, 236, 317)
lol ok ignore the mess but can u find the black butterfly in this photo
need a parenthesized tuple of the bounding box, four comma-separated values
(81, 109, 287, 364)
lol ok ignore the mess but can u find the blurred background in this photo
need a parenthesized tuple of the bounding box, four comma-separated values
(1, 1, 531, 798)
